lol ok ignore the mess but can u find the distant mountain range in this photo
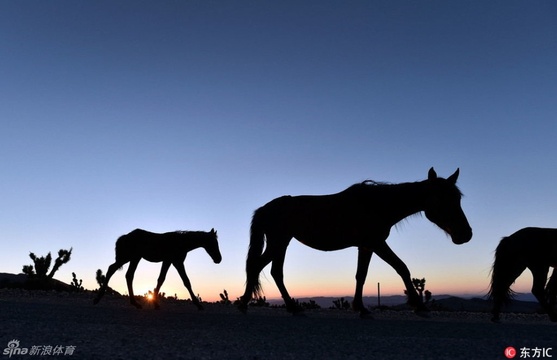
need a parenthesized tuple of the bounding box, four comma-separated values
(269, 293, 541, 313)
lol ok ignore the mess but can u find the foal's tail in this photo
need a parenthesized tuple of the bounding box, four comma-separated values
(488, 236, 522, 304)
(245, 207, 266, 299)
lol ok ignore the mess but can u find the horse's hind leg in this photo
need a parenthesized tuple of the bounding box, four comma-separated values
(152, 261, 171, 310)
(174, 261, 203, 310)
(239, 248, 273, 313)
(530, 266, 554, 321)
(490, 264, 526, 323)
(270, 242, 300, 314)
(93, 262, 123, 305)
(126, 259, 142, 309)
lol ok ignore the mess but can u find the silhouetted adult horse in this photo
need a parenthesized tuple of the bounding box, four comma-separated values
(239, 168, 472, 316)
(489, 227, 557, 322)
(94, 228, 222, 309)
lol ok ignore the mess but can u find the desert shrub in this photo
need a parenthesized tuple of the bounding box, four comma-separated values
(330, 297, 351, 310)
(70, 272, 84, 292)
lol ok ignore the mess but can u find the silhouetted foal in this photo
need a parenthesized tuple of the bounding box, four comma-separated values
(239, 168, 472, 317)
(94, 228, 221, 309)
(489, 227, 557, 322)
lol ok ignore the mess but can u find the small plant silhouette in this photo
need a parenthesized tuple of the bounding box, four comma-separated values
(95, 269, 117, 295)
(404, 278, 432, 304)
(22, 248, 72, 279)
(294, 299, 321, 310)
(249, 296, 269, 307)
(219, 289, 231, 305)
(330, 297, 351, 310)
(70, 272, 84, 292)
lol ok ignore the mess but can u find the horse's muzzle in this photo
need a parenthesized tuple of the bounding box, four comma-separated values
(451, 228, 472, 245)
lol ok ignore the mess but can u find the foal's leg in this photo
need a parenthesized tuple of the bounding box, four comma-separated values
(152, 261, 171, 310)
(126, 258, 142, 309)
(374, 241, 427, 313)
(93, 261, 124, 305)
(353, 247, 373, 317)
(174, 261, 203, 310)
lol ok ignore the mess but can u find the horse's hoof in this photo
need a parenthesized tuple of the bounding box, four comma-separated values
(132, 303, 143, 309)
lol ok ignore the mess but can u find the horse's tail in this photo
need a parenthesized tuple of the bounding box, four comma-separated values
(114, 231, 136, 270)
(245, 207, 266, 299)
(488, 236, 521, 304)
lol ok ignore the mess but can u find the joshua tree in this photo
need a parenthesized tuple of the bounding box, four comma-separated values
(95, 269, 117, 295)
(70, 272, 84, 291)
(48, 249, 72, 278)
(331, 297, 351, 310)
(404, 278, 432, 304)
(22, 248, 72, 279)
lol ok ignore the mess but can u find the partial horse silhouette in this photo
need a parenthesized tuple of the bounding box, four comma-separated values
(489, 227, 557, 322)
(239, 168, 472, 316)
(94, 228, 222, 309)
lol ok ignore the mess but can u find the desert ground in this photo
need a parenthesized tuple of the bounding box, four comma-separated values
(0, 290, 555, 360)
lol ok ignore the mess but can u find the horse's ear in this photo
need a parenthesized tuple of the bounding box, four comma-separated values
(428, 167, 437, 180)
(447, 168, 460, 184)
(210, 228, 216, 234)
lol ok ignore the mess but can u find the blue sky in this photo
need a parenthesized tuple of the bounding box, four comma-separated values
(1, 1, 556, 303)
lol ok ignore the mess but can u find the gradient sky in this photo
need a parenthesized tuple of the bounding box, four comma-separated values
(1, 1, 556, 303)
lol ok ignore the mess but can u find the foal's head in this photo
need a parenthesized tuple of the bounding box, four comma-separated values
(423, 168, 472, 245)
(204, 228, 222, 264)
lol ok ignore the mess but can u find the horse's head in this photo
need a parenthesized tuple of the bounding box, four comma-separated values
(423, 168, 472, 245)
(205, 228, 222, 264)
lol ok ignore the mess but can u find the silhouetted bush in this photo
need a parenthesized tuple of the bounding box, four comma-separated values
(219, 289, 231, 305)
(95, 269, 117, 295)
(70, 272, 84, 292)
(249, 296, 270, 307)
(404, 278, 432, 304)
(330, 297, 351, 310)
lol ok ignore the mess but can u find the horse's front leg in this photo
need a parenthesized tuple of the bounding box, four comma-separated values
(153, 261, 172, 310)
(126, 259, 142, 309)
(353, 247, 373, 317)
(174, 262, 203, 310)
(93, 261, 122, 305)
(374, 242, 427, 313)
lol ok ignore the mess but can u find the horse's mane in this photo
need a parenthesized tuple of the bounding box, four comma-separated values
(173, 230, 212, 236)
(345, 180, 391, 191)
(348, 178, 464, 197)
